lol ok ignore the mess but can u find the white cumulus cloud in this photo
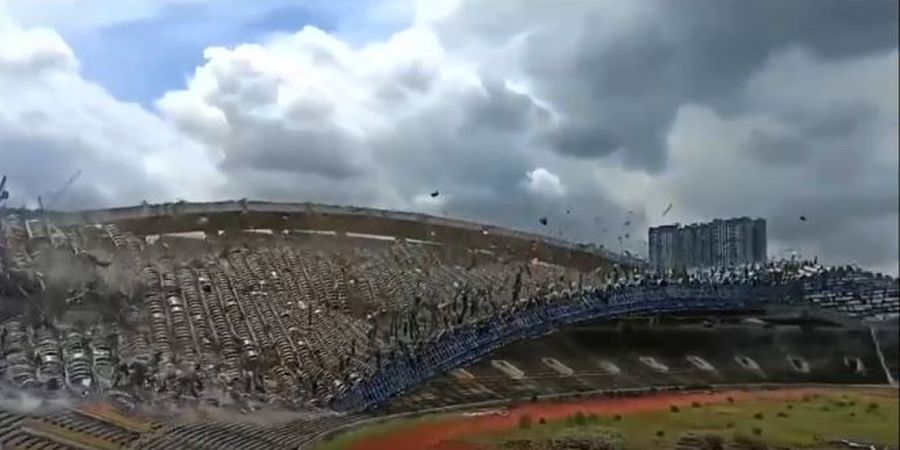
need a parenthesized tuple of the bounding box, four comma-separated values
(524, 168, 566, 199)
(0, 7, 224, 209)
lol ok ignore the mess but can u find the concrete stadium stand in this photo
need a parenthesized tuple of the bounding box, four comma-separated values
(26, 200, 641, 272)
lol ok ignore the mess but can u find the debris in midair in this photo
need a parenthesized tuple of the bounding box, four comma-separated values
(566, 209, 571, 214)
(799, 216, 807, 222)
(623, 220, 631, 227)
(0, 175, 8, 204)
(662, 203, 673, 217)
(624, 233, 630, 239)
(539, 217, 548, 226)
(430, 190, 440, 198)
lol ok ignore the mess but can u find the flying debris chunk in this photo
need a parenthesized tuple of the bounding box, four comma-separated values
(539, 217, 548, 226)
(799, 216, 807, 222)
(430, 190, 440, 198)
(662, 203, 673, 217)
(566, 209, 571, 214)
(0, 175, 8, 203)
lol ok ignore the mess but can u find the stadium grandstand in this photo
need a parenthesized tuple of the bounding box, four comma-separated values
(0, 200, 897, 449)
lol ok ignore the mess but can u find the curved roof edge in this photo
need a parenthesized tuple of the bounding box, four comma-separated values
(10, 199, 644, 267)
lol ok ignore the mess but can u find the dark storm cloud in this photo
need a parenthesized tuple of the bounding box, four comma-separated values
(439, 183, 629, 248)
(787, 101, 881, 139)
(375, 105, 533, 196)
(464, 79, 547, 131)
(772, 193, 899, 241)
(571, 25, 675, 99)
(667, 0, 898, 102)
(769, 192, 899, 265)
(221, 119, 367, 180)
(440, 0, 898, 169)
(539, 124, 622, 159)
(742, 129, 812, 167)
(744, 98, 882, 167)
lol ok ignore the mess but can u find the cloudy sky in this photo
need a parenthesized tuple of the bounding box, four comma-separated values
(1, 0, 897, 273)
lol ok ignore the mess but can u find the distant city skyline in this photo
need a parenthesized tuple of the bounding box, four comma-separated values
(649, 217, 767, 272)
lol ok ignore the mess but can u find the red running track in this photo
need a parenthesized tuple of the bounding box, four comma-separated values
(349, 388, 822, 450)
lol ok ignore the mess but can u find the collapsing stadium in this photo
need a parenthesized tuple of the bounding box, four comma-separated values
(0, 200, 897, 449)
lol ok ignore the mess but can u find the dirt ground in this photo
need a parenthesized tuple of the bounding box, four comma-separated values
(347, 387, 831, 450)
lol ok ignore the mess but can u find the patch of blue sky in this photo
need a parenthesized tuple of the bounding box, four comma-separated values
(51, 0, 407, 106)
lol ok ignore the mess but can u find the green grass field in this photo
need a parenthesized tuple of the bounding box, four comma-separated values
(311, 412, 453, 450)
(468, 388, 899, 449)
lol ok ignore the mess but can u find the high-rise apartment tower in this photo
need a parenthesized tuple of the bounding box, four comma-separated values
(648, 217, 766, 272)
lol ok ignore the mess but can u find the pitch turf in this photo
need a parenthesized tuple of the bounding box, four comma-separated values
(313, 387, 899, 450)
(467, 388, 898, 449)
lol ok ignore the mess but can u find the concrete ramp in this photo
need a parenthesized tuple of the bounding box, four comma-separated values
(542, 357, 575, 376)
(638, 356, 669, 373)
(491, 360, 526, 380)
(786, 355, 810, 373)
(686, 355, 716, 372)
(735, 355, 765, 377)
(843, 356, 866, 375)
(595, 359, 622, 375)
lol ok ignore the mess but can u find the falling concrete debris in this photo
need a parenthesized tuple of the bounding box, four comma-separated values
(430, 191, 440, 198)
(0, 175, 8, 204)
(662, 203, 673, 217)
(538, 217, 548, 226)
